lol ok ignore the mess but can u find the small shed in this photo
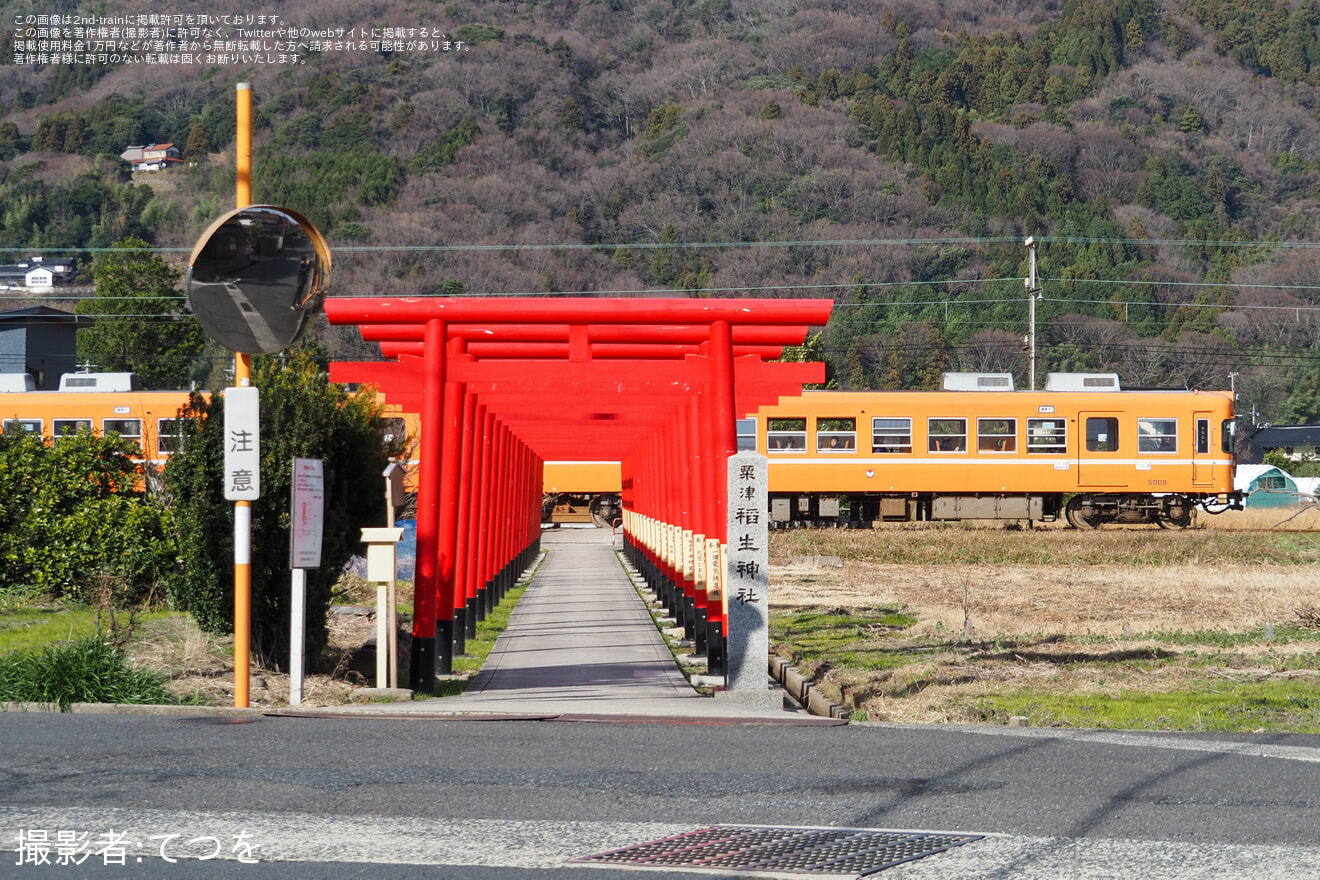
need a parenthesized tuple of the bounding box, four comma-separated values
(1234, 464, 1302, 508)
(0, 306, 92, 389)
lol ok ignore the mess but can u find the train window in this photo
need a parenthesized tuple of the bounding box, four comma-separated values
(976, 418, 1016, 452)
(103, 419, 143, 447)
(928, 418, 967, 453)
(816, 418, 856, 452)
(2, 418, 41, 436)
(871, 418, 912, 453)
(1026, 418, 1066, 453)
(1222, 419, 1236, 454)
(157, 418, 189, 454)
(1086, 417, 1119, 452)
(52, 419, 92, 439)
(736, 418, 757, 451)
(380, 417, 407, 446)
(767, 418, 807, 453)
(1138, 418, 1177, 453)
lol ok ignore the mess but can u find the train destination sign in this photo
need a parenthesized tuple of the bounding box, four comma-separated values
(187, 205, 331, 355)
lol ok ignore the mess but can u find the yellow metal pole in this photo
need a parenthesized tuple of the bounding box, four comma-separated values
(233, 83, 253, 708)
(236, 83, 252, 209)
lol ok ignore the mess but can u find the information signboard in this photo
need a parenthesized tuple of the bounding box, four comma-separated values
(290, 457, 325, 569)
(223, 386, 261, 501)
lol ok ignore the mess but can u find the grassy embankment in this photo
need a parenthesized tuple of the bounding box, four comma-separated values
(769, 508, 1320, 732)
(0, 608, 184, 709)
(0, 557, 538, 708)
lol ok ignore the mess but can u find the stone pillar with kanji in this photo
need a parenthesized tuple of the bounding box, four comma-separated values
(726, 450, 769, 690)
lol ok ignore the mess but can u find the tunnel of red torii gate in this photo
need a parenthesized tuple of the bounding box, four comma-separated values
(325, 297, 834, 694)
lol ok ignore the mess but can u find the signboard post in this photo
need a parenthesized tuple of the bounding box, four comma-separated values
(223, 383, 260, 706)
(383, 462, 407, 689)
(362, 527, 405, 690)
(725, 450, 770, 692)
(288, 458, 324, 705)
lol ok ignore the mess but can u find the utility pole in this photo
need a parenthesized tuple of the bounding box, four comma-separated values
(1025, 236, 1039, 391)
(233, 82, 253, 709)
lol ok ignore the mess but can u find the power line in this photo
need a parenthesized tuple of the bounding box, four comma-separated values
(7, 233, 1320, 255)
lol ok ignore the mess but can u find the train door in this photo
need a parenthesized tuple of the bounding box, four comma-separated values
(1078, 413, 1124, 486)
(1192, 413, 1214, 486)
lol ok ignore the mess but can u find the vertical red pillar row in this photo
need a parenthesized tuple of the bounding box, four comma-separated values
(411, 319, 445, 693)
(707, 320, 736, 676)
(654, 419, 671, 621)
(476, 407, 496, 616)
(699, 379, 722, 674)
(517, 436, 533, 595)
(533, 452, 544, 560)
(467, 403, 485, 626)
(685, 393, 708, 657)
(635, 433, 662, 615)
(434, 336, 467, 676)
(655, 427, 679, 622)
(669, 408, 696, 640)
(493, 419, 510, 615)
(453, 389, 477, 646)
(671, 406, 690, 637)
(509, 435, 524, 604)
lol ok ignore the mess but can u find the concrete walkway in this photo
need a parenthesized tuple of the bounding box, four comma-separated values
(311, 528, 836, 723)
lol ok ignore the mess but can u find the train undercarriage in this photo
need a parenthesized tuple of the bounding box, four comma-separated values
(542, 490, 1243, 530)
(767, 491, 1242, 530)
(542, 493, 623, 528)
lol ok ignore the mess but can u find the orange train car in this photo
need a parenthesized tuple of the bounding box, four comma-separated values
(542, 372, 1243, 529)
(0, 371, 416, 462)
(6, 371, 1242, 529)
(0, 372, 195, 462)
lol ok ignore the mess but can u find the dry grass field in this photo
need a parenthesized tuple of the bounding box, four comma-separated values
(768, 507, 1320, 730)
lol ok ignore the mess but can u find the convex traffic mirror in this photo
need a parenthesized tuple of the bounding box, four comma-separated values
(188, 205, 331, 355)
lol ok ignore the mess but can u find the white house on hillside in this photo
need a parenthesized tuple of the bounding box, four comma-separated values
(120, 143, 182, 171)
(0, 256, 76, 292)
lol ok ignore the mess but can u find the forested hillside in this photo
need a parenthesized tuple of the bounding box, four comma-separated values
(4, 0, 1320, 423)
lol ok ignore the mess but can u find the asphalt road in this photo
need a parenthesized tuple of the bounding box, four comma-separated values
(2, 711, 1319, 878)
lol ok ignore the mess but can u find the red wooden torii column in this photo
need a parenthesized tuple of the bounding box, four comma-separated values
(325, 297, 832, 693)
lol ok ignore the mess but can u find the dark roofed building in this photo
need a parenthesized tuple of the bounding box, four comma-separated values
(1238, 424, 1320, 465)
(0, 306, 92, 389)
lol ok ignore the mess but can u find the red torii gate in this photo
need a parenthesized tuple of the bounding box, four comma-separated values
(325, 297, 833, 693)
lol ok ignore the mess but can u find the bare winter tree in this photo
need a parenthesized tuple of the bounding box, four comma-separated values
(1170, 332, 1237, 390)
(952, 329, 1027, 377)
(1049, 314, 1136, 372)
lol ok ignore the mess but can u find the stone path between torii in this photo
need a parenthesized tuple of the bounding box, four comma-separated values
(300, 528, 839, 724)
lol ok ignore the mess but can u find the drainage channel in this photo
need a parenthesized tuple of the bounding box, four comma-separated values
(574, 824, 983, 876)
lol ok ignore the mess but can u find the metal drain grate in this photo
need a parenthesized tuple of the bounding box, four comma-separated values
(575, 825, 982, 876)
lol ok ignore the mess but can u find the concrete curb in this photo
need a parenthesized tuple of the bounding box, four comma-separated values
(1, 701, 267, 717)
(768, 655, 850, 720)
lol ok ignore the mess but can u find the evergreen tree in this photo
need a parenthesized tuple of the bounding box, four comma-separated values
(62, 116, 86, 154)
(0, 122, 23, 160)
(182, 122, 210, 165)
(1179, 104, 1205, 132)
(76, 237, 205, 389)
